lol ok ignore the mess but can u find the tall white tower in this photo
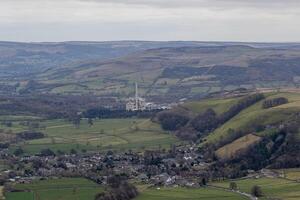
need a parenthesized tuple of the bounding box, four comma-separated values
(135, 82, 139, 110)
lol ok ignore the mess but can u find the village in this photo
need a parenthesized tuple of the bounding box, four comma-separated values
(0, 144, 213, 189)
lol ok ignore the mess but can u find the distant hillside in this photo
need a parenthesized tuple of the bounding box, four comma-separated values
(2, 41, 300, 101)
(40, 45, 300, 100)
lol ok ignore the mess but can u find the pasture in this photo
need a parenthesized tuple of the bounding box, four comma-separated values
(6, 178, 103, 200)
(8, 118, 179, 154)
(134, 186, 247, 200)
(212, 177, 300, 200)
(183, 97, 241, 115)
(276, 168, 300, 181)
(6, 180, 249, 200)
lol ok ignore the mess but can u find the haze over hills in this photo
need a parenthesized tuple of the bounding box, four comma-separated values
(2, 0, 300, 199)
(1, 41, 300, 101)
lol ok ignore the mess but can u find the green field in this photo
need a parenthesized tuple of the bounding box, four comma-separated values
(277, 168, 300, 181)
(135, 186, 246, 200)
(6, 178, 103, 200)
(183, 97, 241, 115)
(8, 118, 179, 154)
(7, 181, 247, 200)
(212, 177, 300, 200)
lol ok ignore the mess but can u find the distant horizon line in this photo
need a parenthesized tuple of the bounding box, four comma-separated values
(1, 40, 300, 44)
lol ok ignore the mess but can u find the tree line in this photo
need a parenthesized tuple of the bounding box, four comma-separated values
(83, 107, 162, 119)
(157, 93, 265, 141)
(262, 97, 288, 109)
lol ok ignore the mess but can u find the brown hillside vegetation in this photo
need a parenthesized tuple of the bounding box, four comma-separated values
(215, 134, 262, 160)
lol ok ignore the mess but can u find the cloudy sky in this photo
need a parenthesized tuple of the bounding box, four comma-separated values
(1, 0, 300, 42)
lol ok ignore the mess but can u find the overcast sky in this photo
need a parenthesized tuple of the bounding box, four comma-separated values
(1, 0, 300, 42)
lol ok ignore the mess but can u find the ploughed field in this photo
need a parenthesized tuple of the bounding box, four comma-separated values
(5, 118, 179, 155)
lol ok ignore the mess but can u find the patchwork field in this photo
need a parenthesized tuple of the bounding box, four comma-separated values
(8, 118, 179, 155)
(6, 178, 103, 200)
(212, 177, 300, 200)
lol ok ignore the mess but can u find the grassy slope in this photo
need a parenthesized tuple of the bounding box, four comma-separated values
(6, 178, 103, 200)
(204, 92, 300, 144)
(183, 97, 241, 115)
(212, 177, 300, 200)
(275, 168, 300, 181)
(9, 118, 179, 154)
(0, 186, 3, 200)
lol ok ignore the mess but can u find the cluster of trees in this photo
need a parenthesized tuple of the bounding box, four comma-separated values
(13, 147, 24, 156)
(39, 149, 56, 156)
(95, 175, 138, 200)
(176, 126, 199, 141)
(190, 109, 218, 133)
(251, 185, 263, 197)
(270, 122, 300, 168)
(83, 107, 161, 119)
(0, 143, 9, 150)
(16, 131, 45, 140)
(144, 150, 162, 165)
(157, 111, 190, 131)
(262, 97, 288, 109)
(0, 94, 120, 119)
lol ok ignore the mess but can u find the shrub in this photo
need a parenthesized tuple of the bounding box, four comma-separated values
(251, 185, 263, 197)
(14, 147, 24, 156)
(229, 182, 238, 190)
(17, 131, 45, 140)
(40, 148, 56, 156)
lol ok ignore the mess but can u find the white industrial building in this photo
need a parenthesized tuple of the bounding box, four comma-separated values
(126, 82, 171, 111)
(126, 82, 163, 111)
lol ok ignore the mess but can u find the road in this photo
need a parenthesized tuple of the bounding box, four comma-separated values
(208, 185, 258, 200)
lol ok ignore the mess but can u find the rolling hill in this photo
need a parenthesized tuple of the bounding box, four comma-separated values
(159, 91, 300, 170)
(2, 41, 300, 102)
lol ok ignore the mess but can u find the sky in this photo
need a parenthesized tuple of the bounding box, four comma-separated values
(1, 0, 300, 42)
